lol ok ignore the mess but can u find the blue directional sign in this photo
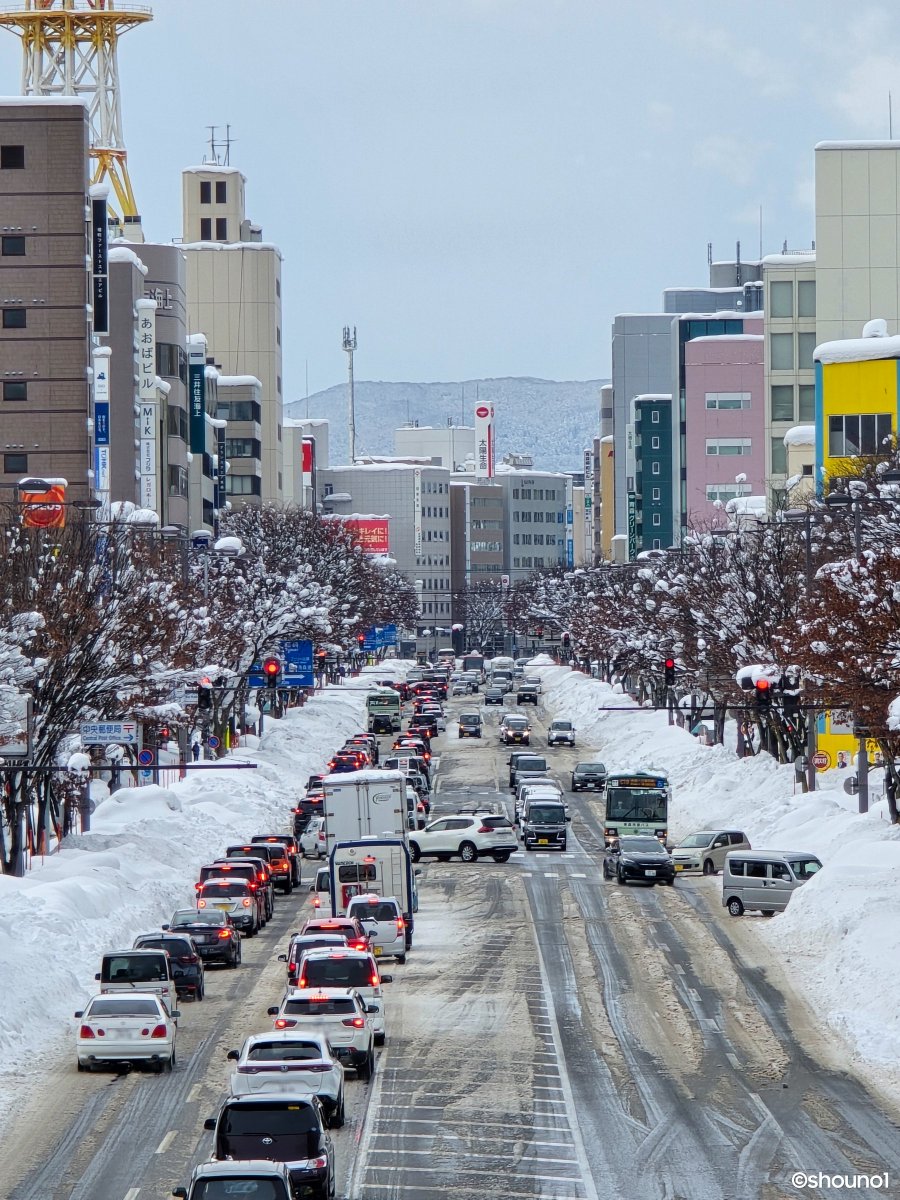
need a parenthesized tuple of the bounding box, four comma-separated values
(363, 627, 379, 652)
(282, 639, 314, 687)
(381, 623, 397, 647)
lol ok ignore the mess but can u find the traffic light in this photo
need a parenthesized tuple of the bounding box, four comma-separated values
(262, 656, 282, 685)
(158, 725, 170, 746)
(197, 682, 213, 712)
(664, 658, 676, 686)
(562, 632, 571, 648)
(357, 634, 366, 648)
(754, 678, 771, 708)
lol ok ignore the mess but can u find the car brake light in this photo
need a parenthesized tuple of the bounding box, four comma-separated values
(218, 929, 232, 939)
(247, 882, 258, 891)
(181, 954, 199, 964)
(194, 882, 201, 892)
(242, 898, 252, 907)
(477, 826, 492, 833)
(342, 1017, 365, 1028)
(396, 917, 405, 930)
(350, 939, 366, 951)
(79, 1025, 95, 1039)
(198, 899, 207, 908)
(370, 973, 379, 986)
(313, 896, 321, 907)
(150, 1023, 168, 1039)
(275, 1018, 296, 1029)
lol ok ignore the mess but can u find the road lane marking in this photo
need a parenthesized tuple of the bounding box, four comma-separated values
(543, 872, 559, 878)
(187, 1083, 203, 1102)
(368, 1131, 577, 1149)
(123, 1190, 140, 1200)
(376, 1117, 574, 1133)
(571, 872, 587, 878)
(154, 1130, 177, 1154)
(357, 1188, 586, 1198)
(364, 1163, 584, 1183)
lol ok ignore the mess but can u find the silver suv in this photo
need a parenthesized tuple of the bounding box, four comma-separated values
(547, 719, 575, 746)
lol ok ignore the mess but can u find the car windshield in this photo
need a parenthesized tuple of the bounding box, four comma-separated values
(618, 837, 666, 854)
(552, 721, 572, 730)
(86, 997, 161, 1017)
(678, 833, 715, 848)
(201, 882, 250, 897)
(526, 805, 565, 824)
(789, 858, 822, 879)
(222, 1102, 318, 1136)
(246, 1041, 324, 1062)
(348, 901, 399, 922)
(303, 958, 373, 987)
(193, 1181, 284, 1200)
(283, 996, 356, 1016)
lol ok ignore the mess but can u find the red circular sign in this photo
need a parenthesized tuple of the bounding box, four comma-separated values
(475, 405, 490, 418)
(812, 751, 830, 769)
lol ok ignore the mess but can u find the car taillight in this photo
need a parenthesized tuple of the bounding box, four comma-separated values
(396, 917, 405, 931)
(242, 898, 252, 907)
(194, 882, 202, 892)
(198, 899, 207, 908)
(313, 896, 321, 907)
(218, 929, 232, 940)
(79, 1025, 95, 1039)
(273, 860, 287, 870)
(370, 973, 379, 986)
(149, 1024, 168, 1039)
(342, 1017, 365, 1028)
(275, 1018, 296, 1029)
(349, 939, 366, 951)
(180, 954, 199, 964)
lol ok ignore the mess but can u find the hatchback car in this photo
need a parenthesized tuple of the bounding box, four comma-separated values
(484, 686, 505, 705)
(547, 719, 576, 746)
(671, 829, 751, 875)
(300, 816, 327, 859)
(201, 860, 271, 923)
(603, 835, 676, 886)
(197, 878, 260, 935)
(133, 932, 205, 1001)
(295, 947, 392, 1044)
(457, 712, 483, 739)
(346, 894, 407, 962)
(409, 813, 517, 864)
(571, 761, 607, 792)
(227, 1031, 345, 1127)
(267, 988, 377, 1079)
(75, 992, 179, 1073)
(172, 1160, 293, 1200)
(164, 909, 242, 968)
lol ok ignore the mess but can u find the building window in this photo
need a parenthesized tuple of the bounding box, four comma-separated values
(769, 280, 793, 318)
(706, 483, 751, 502)
(200, 217, 212, 241)
(3, 452, 26, 473)
(1, 236, 25, 256)
(200, 180, 211, 204)
(215, 217, 228, 241)
(277, 423, 282, 442)
(278, 471, 283, 490)
(166, 406, 188, 440)
(512, 488, 519, 499)
(0, 145, 25, 169)
(771, 436, 788, 474)
(276, 327, 281, 346)
(652, 539, 662, 550)
(2, 308, 25, 329)
(276, 278, 281, 298)
(3, 382, 26, 402)
(770, 385, 794, 422)
(652, 487, 660, 500)
(706, 392, 751, 410)
(226, 474, 263, 496)
(770, 333, 793, 371)
(167, 465, 188, 497)
(215, 180, 227, 203)
(277, 375, 282, 394)
(651, 436, 660, 449)
(828, 413, 892, 457)
(801, 463, 813, 476)
(226, 438, 261, 458)
(222, 400, 262, 423)
(797, 332, 816, 370)
(798, 279, 816, 318)
(706, 438, 751, 456)
(651, 461, 660, 476)
(652, 513, 661, 527)
(798, 385, 815, 422)
(651, 409, 660, 424)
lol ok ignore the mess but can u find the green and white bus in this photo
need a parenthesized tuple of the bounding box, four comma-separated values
(366, 689, 401, 733)
(603, 772, 670, 846)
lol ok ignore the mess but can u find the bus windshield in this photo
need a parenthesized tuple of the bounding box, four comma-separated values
(367, 695, 398, 710)
(605, 787, 667, 824)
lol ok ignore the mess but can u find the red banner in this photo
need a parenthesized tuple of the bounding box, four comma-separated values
(346, 518, 389, 554)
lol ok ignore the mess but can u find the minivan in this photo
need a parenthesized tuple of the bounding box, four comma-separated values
(97, 949, 176, 1014)
(722, 850, 822, 916)
(520, 798, 568, 851)
(671, 829, 751, 875)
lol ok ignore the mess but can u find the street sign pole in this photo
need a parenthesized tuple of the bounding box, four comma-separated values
(806, 705, 817, 793)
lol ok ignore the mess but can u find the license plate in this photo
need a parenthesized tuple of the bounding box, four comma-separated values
(214, 902, 233, 910)
(538, 839, 549, 845)
(373, 946, 382, 956)
(645, 869, 656, 877)
(674, 864, 683, 871)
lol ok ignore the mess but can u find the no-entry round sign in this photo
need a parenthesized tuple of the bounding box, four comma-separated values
(475, 405, 490, 418)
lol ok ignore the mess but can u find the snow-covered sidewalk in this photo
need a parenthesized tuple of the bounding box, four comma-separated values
(534, 661, 900, 1089)
(0, 664, 406, 1131)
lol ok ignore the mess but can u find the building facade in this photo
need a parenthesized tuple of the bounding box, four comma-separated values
(395, 424, 475, 470)
(216, 375, 263, 509)
(628, 394, 674, 551)
(181, 165, 284, 505)
(0, 98, 92, 499)
(493, 465, 567, 581)
(449, 479, 505, 618)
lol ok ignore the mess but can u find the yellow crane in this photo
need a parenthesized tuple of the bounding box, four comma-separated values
(0, 0, 152, 220)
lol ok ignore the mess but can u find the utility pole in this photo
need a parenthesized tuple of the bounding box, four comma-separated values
(343, 326, 357, 462)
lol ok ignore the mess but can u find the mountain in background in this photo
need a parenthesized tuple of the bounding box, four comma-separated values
(285, 377, 606, 472)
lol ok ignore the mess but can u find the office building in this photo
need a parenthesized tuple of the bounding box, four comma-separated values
(0, 98, 92, 498)
(181, 164, 284, 504)
(627, 394, 674, 552)
(784, 425, 816, 503)
(216, 374, 263, 509)
(493, 460, 567, 581)
(449, 479, 505, 616)
(597, 434, 616, 560)
(395, 424, 475, 470)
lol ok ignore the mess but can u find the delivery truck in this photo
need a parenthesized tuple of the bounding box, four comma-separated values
(329, 838, 418, 947)
(322, 769, 409, 856)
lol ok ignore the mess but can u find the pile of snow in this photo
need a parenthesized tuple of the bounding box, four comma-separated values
(0, 662, 409, 1132)
(535, 664, 900, 1078)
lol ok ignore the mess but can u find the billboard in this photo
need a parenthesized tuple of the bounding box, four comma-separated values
(474, 403, 495, 479)
(346, 517, 390, 555)
(301, 437, 317, 513)
(22, 483, 66, 529)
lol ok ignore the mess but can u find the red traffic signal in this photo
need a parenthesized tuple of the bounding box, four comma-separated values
(357, 634, 366, 646)
(664, 658, 675, 669)
(262, 656, 281, 679)
(159, 726, 170, 740)
(754, 678, 771, 707)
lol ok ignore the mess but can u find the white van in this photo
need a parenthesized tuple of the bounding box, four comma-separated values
(722, 850, 822, 916)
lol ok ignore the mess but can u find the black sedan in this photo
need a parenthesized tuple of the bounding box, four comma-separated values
(571, 761, 607, 791)
(484, 686, 505, 705)
(603, 835, 675, 886)
(164, 909, 242, 968)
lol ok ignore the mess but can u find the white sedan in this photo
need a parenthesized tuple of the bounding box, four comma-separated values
(227, 1030, 345, 1127)
(75, 992, 178, 1073)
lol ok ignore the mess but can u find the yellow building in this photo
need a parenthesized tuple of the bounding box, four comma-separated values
(597, 434, 616, 561)
(815, 319, 900, 488)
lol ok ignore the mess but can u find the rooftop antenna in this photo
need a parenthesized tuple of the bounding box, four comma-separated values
(735, 239, 742, 286)
(707, 241, 713, 266)
(759, 205, 763, 260)
(342, 325, 357, 462)
(891, 91, 894, 139)
(207, 124, 235, 166)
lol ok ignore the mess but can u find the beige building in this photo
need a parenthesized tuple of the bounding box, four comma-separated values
(284, 417, 329, 509)
(597, 434, 616, 560)
(0, 98, 92, 499)
(815, 141, 900, 345)
(784, 425, 816, 504)
(181, 165, 283, 504)
(762, 252, 817, 502)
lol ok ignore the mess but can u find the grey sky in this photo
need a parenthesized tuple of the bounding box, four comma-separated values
(0, 1, 894, 399)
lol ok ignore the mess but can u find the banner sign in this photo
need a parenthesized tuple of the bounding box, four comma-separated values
(136, 299, 156, 402)
(189, 347, 206, 454)
(140, 404, 159, 512)
(627, 491, 637, 561)
(91, 193, 109, 333)
(215, 426, 227, 514)
(413, 470, 422, 554)
(474, 402, 495, 479)
(345, 517, 389, 555)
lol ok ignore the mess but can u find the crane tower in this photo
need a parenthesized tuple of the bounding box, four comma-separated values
(0, 0, 152, 220)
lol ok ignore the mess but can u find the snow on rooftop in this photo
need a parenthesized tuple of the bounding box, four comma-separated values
(724, 495, 767, 516)
(784, 425, 816, 447)
(633, 393, 673, 402)
(0, 95, 87, 107)
(108, 246, 148, 275)
(815, 319, 900, 364)
(325, 491, 352, 501)
(687, 334, 764, 343)
(762, 252, 816, 266)
(180, 240, 281, 256)
(216, 375, 262, 389)
(816, 140, 900, 151)
(183, 164, 247, 177)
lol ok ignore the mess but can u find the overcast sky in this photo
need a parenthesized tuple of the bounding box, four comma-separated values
(0, 1, 895, 396)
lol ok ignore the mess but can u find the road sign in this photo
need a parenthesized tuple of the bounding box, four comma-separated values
(844, 775, 859, 796)
(281, 639, 314, 687)
(207, 735, 221, 749)
(137, 748, 155, 766)
(812, 750, 830, 770)
(81, 721, 139, 746)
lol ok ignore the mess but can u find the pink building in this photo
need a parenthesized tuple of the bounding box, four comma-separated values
(683, 324, 765, 528)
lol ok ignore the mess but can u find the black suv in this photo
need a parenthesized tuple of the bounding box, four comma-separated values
(132, 932, 205, 1000)
(516, 684, 540, 705)
(204, 1094, 335, 1200)
(164, 910, 242, 968)
(571, 761, 607, 792)
(457, 712, 482, 738)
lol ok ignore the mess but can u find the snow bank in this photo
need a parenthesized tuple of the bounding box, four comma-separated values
(0, 663, 409, 1132)
(536, 664, 900, 1075)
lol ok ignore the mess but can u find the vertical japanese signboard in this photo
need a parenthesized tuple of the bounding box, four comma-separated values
(302, 437, 317, 512)
(189, 341, 206, 454)
(627, 491, 637, 561)
(92, 345, 111, 503)
(215, 425, 227, 532)
(136, 299, 159, 514)
(413, 469, 423, 555)
(90, 188, 109, 334)
(474, 403, 495, 479)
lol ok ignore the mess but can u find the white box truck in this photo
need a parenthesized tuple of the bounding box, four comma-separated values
(322, 769, 409, 856)
(329, 838, 418, 946)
